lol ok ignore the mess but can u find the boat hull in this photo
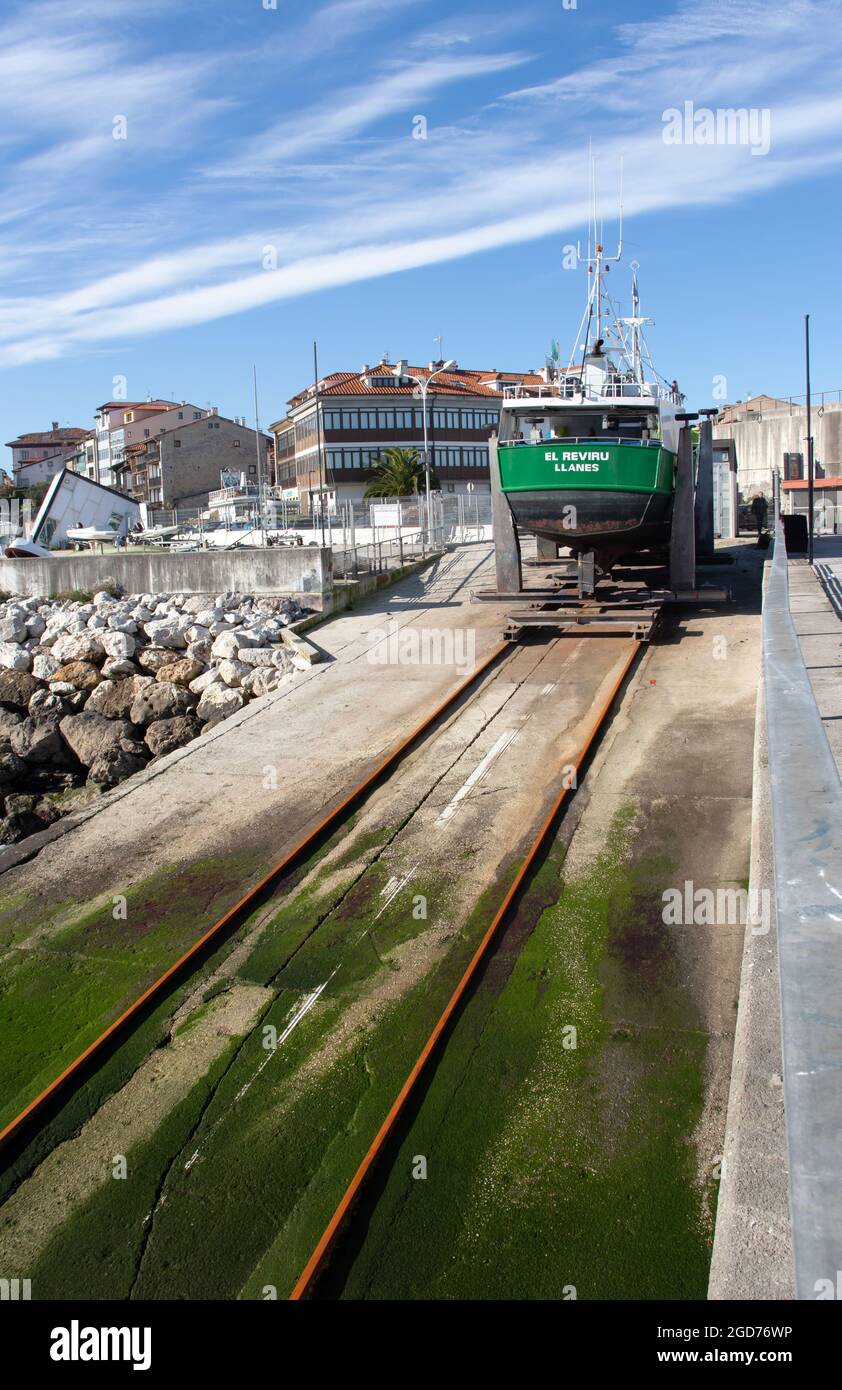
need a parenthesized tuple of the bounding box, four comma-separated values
(497, 440, 676, 562)
(507, 487, 673, 552)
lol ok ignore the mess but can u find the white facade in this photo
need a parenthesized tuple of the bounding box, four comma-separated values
(13, 452, 67, 487)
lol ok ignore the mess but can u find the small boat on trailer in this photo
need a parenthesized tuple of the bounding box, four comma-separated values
(66, 526, 120, 549)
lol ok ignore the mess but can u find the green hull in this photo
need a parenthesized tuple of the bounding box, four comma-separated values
(498, 440, 676, 560)
(498, 440, 675, 495)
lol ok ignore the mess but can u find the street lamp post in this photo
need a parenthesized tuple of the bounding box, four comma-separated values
(394, 358, 455, 542)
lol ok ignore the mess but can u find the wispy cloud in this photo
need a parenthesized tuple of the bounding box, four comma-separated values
(1, 0, 842, 367)
(205, 50, 529, 177)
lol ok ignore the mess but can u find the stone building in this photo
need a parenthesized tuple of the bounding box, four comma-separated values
(113, 414, 272, 511)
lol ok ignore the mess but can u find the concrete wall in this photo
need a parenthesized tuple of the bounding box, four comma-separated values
(0, 545, 332, 608)
(723, 402, 842, 500)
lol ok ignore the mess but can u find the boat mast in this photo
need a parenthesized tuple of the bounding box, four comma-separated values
(575, 156, 623, 359)
(617, 260, 655, 388)
(631, 262, 641, 383)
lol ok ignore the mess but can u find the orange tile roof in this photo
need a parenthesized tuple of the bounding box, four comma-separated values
(287, 363, 554, 407)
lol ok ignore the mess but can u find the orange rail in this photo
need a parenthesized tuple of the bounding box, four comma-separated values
(289, 639, 640, 1299)
(0, 641, 510, 1152)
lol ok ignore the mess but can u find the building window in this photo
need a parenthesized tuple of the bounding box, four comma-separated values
(377, 410, 395, 429)
(395, 409, 413, 429)
(233, 439, 241, 448)
(341, 410, 359, 430)
(324, 410, 341, 429)
(144, 428, 150, 437)
(360, 409, 377, 429)
(432, 409, 446, 429)
(446, 410, 459, 429)
(174, 439, 181, 447)
(178, 411, 184, 420)
(248, 465, 256, 475)
(783, 452, 803, 481)
(193, 411, 200, 419)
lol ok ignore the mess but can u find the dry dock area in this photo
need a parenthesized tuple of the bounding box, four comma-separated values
(0, 539, 767, 1300)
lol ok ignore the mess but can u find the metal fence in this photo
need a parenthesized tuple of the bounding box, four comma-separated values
(332, 526, 447, 579)
(144, 491, 492, 545)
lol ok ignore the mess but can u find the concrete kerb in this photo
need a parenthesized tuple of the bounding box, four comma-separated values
(763, 522, 842, 1298)
(708, 671, 794, 1300)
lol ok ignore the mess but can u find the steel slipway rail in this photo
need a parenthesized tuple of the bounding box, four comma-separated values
(289, 638, 641, 1300)
(0, 639, 515, 1153)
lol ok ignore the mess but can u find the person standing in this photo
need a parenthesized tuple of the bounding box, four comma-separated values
(751, 491, 768, 535)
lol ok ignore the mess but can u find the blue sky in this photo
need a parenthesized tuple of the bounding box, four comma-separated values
(2, 0, 841, 456)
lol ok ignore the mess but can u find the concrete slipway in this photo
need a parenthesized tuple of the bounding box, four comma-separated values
(0, 540, 771, 1300)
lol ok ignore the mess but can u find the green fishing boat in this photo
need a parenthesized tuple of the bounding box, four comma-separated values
(495, 231, 684, 571)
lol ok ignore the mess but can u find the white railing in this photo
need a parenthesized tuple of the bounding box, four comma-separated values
(501, 377, 676, 403)
(208, 485, 257, 505)
(502, 435, 661, 449)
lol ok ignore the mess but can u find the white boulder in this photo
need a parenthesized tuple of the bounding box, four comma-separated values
(196, 684, 245, 722)
(0, 642, 31, 671)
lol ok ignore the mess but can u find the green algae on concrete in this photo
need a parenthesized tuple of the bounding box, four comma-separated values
(26, 1045, 241, 1300)
(0, 852, 261, 1134)
(325, 804, 714, 1301)
(125, 870, 515, 1298)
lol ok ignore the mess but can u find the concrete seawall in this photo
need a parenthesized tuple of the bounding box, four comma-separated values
(0, 546, 332, 608)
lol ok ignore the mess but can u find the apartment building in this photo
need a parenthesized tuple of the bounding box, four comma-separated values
(5, 424, 88, 486)
(270, 359, 544, 514)
(93, 399, 181, 487)
(113, 413, 272, 510)
(67, 430, 98, 481)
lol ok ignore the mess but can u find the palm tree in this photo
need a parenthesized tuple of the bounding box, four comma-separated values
(363, 447, 438, 498)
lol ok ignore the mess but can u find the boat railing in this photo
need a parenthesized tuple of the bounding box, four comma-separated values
(501, 378, 677, 404)
(502, 435, 662, 448)
(501, 381, 583, 400)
